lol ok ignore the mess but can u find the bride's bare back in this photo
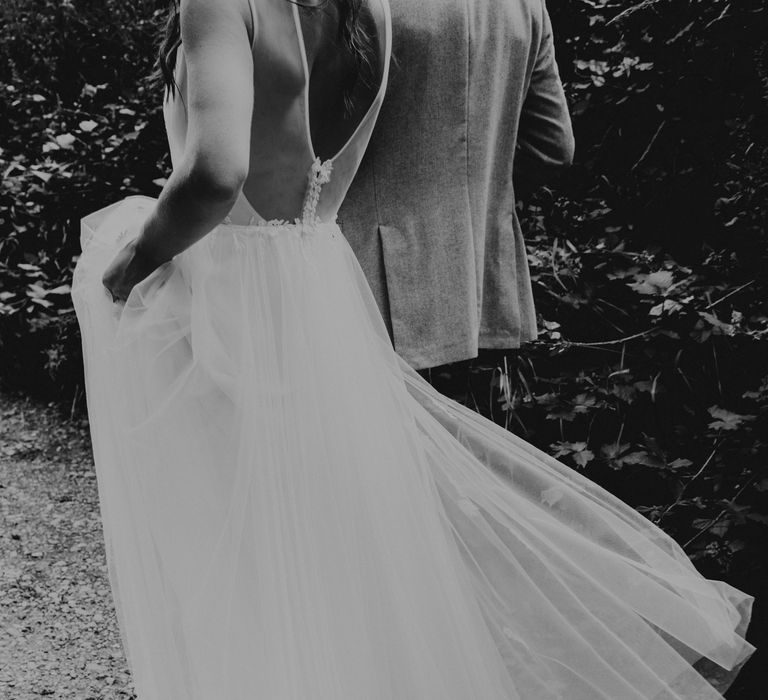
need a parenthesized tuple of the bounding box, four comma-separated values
(165, 0, 391, 225)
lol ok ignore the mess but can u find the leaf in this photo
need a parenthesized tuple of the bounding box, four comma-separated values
(668, 458, 694, 469)
(29, 170, 52, 183)
(54, 133, 76, 149)
(26, 283, 49, 298)
(601, 442, 631, 460)
(698, 311, 735, 336)
(4, 163, 26, 178)
(629, 270, 674, 295)
(709, 520, 730, 538)
(551, 441, 586, 457)
(46, 285, 71, 295)
(616, 450, 666, 469)
(635, 379, 665, 397)
(551, 441, 594, 468)
(573, 449, 595, 468)
(30, 297, 54, 309)
(546, 408, 577, 422)
(611, 384, 636, 403)
(606, 265, 641, 280)
(572, 393, 597, 412)
(707, 406, 756, 431)
(649, 299, 682, 316)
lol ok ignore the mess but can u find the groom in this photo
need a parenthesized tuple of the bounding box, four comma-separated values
(339, 0, 574, 371)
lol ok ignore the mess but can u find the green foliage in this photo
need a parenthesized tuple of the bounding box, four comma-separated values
(512, 0, 768, 571)
(508, 229, 768, 556)
(550, 0, 768, 263)
(0, 0, 169, 399)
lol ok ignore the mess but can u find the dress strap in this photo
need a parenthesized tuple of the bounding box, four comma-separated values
(245, 0, 258, 50)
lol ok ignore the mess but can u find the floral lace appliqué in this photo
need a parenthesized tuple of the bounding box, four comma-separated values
(301, 157, 333, 227)
(222, 214, 291, 227)
(221, 157, 333, 231)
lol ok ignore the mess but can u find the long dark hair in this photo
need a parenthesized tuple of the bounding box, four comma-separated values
(153, 0, 373, 112)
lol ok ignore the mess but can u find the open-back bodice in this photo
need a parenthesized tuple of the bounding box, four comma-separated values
(163, 0, 392, 228)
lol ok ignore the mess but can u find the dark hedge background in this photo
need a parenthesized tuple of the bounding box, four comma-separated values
(1, 0, 766, 696)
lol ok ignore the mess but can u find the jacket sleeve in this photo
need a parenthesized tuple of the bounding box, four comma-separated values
(514, 1, 575, 191)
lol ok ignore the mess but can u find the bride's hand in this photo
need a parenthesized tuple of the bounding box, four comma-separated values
(102, 238, 165, 303)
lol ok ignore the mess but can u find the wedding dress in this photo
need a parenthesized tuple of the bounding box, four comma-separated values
(71, 0, 754, 698)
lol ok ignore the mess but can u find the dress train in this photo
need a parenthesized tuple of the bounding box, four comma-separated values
(72, 196, 754, 700)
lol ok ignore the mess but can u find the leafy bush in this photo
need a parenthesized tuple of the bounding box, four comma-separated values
(529, 0, 768, 573)
(0, 0, 169, 399)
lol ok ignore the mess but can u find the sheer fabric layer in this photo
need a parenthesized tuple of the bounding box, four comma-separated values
(73, 197, 754, 700)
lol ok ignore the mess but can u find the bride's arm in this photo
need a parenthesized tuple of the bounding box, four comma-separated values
(104, 0, 255, 299)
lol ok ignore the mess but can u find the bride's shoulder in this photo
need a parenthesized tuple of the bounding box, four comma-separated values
(180, 0, 256, 46)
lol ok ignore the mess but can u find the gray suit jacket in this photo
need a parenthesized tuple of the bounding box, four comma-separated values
(338, 0, 574, 369)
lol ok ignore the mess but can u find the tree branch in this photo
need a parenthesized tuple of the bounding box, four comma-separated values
(561, 328, 659, 348)
(608, 0, 665, 26)
(683, 473, 762, 551)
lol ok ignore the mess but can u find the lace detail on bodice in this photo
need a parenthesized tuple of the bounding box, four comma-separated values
(222, 157, 334, 229)
(223, 214, 291, 227)
(301, 158, 333, 226)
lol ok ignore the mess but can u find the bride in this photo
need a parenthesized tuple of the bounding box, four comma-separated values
(72, 0, 754, 698)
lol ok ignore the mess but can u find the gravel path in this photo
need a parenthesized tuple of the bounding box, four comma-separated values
(0, 393, 136, 699)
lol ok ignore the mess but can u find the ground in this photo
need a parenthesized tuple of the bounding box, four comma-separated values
(0, 393, 136, 699)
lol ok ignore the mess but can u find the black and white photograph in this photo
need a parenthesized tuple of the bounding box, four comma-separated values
(1, 0, 765, 698)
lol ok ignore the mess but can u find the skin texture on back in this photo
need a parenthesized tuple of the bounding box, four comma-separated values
(104, 0, 390, 300)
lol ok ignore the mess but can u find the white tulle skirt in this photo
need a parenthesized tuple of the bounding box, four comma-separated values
(72, 196, 755, 700)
